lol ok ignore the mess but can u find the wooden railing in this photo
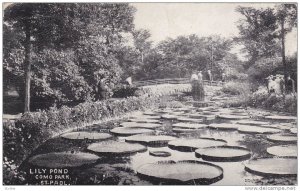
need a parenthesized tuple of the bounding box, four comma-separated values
(133, 78, 223, 87)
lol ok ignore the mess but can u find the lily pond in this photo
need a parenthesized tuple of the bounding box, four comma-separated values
(22, 94, 297, 186)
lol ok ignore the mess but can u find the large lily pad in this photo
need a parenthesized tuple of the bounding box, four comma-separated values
(217, 115, 249, 120)
(110, 127, 154, 136)
(120, 122, 161, 129)
(168, 138, 227, 152)
(267, 145, 297, 157)
(199, 107, 219, 112)
(161, 114, 178, 120)
(149, 151, 171, 157)
(60, 132, 112, 141)
(264, 115, 297, 121)
(182, 113, 210, 119)
(266, 134, 297, 144)
(125, 135, 176, 146)
(87, 141, 147, 155)
(238, 125, 281, 134)
(208, 123, 239, 131)
(28, 152, 100, 168)
(236, 120, 270, 126)
(172, 128, 200, 133)
(261, 124, 291, 130)
(128, 118, 160, 123)
(137, 160, 223, 185)
(176, 117, 203, 123)
(244, 158, 297, 177)
(195, 146, 251, 162)
(290, 128, 297, 134)
(143, 111, 159, 116)
(172, 123, 208, 129)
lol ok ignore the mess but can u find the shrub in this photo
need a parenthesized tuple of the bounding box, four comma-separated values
(284, 94, 297, 114)
(112, 85, 138, 98)
(221, 81, 251, 96)
(159, 101, 185, 108)
(249, 86, 269, 107)
(3, 157, 26, 185)
(249, 86, 297, 114)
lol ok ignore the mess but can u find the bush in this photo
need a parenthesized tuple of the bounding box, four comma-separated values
(221, 81, 251, 96)
(159, 101, 185, 108)
(112, 85, 138, 98)
(3, 157, 26, 185)
(248, 86, 297, 114)
(250, 86, 269, 107)
(284, 94, 297, 114)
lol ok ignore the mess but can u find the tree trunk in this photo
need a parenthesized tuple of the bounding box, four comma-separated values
(141, 52, 144, 63)
(281, 18, 287, 92)
(24, 19, 32, 112)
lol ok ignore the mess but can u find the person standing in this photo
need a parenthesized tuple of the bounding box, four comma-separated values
(125, 76, 133, 86)
(197, 71, 203, 82)
(274, 75, 283, 95)
(207, 70, 212, 85)
(286, 75, 295, 95)
(190, 72, 200, 101)
(221, 72, 226, 83)
(198, 71, 205, 101)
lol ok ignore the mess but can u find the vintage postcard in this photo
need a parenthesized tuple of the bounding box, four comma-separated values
(2, 1, 298, 189)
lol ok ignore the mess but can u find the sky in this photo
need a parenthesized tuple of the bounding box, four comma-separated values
(131, 3, 297, 58)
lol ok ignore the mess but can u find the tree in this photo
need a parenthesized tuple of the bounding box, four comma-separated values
(235, 6, 279, 68)
(151, 34, 236, 79)
(236, 4, 297, 86)
(132, 29, 152, 63)
(275, 4, 297, 88)
(4, 3, 136, 111)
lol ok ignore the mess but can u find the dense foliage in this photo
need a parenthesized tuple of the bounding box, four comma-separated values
(236, 4, 297, 85)
(4, 3, 137, 111)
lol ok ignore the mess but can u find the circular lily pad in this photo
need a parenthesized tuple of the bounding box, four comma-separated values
(244, 158, 297, 177)
(172, 123, 208, 129)
(290, 128, 297, 134)
(280, 123, 296, 128)
(264, 115, 297, 121)
(110, 127, 154, 136)
(261, 124, 291, 130)
(28, 152, 100, 168)
(60, 132, 112, 141)
(168, 138, 227, 152)
(128, 118, 160, 123)
(217, 115, 249, 120)
(182, 113, 208, 119)
(238, 125, 281, 134)
(87, 141, 147, 156)
(266, 134, 297, 144)
(208, 123, 239, 131)
(230, 109, 246, 114)
(161, 114, 178, 120)
(200, 107, 219, 112)
(137, 160, 223, 185)
(149, 151, 171, 157)
(267, 145, 297, 157)
(236, 120, 270, 126)
(120, 122, 161, 129)
(125, 135, 176, 146)
(172, 128, 200, 133)
(195, 146, 251, 162)
(176, 117, 203, 123)
(143, 111, 159, 116)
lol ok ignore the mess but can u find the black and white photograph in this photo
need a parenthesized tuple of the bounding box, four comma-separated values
(2, 1, 298, 188)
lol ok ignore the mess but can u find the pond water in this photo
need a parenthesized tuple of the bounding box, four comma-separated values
(22, 94, 297, 185)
